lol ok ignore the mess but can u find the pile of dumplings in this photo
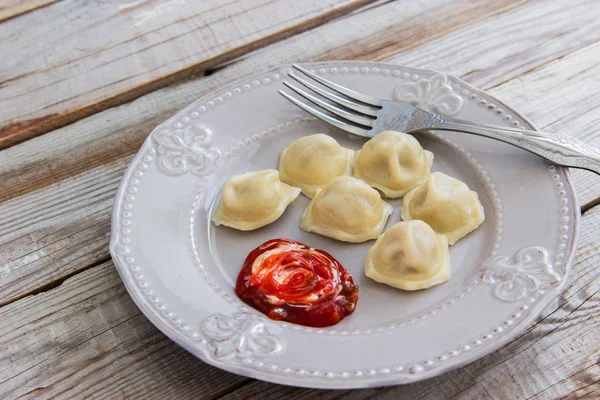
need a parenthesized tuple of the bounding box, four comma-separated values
(213, 131, 485, 291)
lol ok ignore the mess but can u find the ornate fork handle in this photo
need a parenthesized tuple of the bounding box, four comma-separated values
(427, 118, 600, 175)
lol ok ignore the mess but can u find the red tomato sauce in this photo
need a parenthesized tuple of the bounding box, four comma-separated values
(235, 239, 359, 327)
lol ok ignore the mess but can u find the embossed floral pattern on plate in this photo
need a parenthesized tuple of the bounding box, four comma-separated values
(203, 312, 284, 359)
(482, 246, 561, 301)
(152, 123, 220, 176)
(394, 73, 464, 116)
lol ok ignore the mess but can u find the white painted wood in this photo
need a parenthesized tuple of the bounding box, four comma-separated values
(0, 0, 372, 147)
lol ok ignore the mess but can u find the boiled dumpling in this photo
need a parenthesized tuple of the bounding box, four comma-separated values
(300, 176, 392, 243)
(279, 134, 354, 197)
(353, 131, 433, 198)
(365, 220, 450, 291)
(213, 169, 301, 231)
(401, 172, 484, 245)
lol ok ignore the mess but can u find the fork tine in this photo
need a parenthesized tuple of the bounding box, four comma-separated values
(292, 64, 383, 107)
(279, 90, 371, 138)
(282, 81, 374, 127)
(287, 72, 379, 116)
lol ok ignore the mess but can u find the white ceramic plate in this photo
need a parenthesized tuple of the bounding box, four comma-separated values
(110, 61, 579, 388)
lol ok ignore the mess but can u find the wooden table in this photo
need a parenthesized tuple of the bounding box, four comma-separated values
(2, 0, 600, 398)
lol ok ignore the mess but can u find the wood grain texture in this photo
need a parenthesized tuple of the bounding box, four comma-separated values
(384, 0, 600, 89)
(0, 0, 530, 306)
(0, 261, 250, 400)
(1, 207, 598, 399)
(0, 0, 374, 148)
(0, 0, 58, 22)
(0, 158, 127, 305)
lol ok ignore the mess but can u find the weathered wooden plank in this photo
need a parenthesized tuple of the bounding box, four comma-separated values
(0, 0, 58, 22)
(0, 0, 374, 148)
(0, 261, 250, 400)
(206, 206, 600, 399)
(0, 0, 530, 305)
(385, 0, 600, 90)
(0, 158, 128, 305)
(2, 206, 598, 399)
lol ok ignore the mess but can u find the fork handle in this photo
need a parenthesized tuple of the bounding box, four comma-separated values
(429, 118, 600, 175)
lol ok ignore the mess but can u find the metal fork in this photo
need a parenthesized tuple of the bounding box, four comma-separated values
(279, 64, 600, 175)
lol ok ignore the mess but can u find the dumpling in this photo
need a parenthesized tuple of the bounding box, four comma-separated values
(401, 172, 485, 245)
(300, 176, 392, 243)
(353, 131, 433, 198)
(365, 220, 450, 291)
(279, 134, 354, 197)
(212, 169, 301, 231)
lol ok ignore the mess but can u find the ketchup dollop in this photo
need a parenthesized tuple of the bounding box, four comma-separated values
(235, 239, 359, 327)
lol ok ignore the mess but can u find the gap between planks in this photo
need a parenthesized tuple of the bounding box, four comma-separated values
(0, 255, 111, 308)
(581, 196, 600, 215)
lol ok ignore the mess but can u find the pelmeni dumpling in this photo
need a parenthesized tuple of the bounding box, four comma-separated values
(300, 176, 392, 243)
(279, 134, 354, 197)
(401, 172, 485, 245)
(365, 220, 450, 291)
(353, 131, 433, 198)
(213, 169, 301, 231)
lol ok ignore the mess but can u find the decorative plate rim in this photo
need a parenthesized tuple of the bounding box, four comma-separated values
(109, 60, 580, 388)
